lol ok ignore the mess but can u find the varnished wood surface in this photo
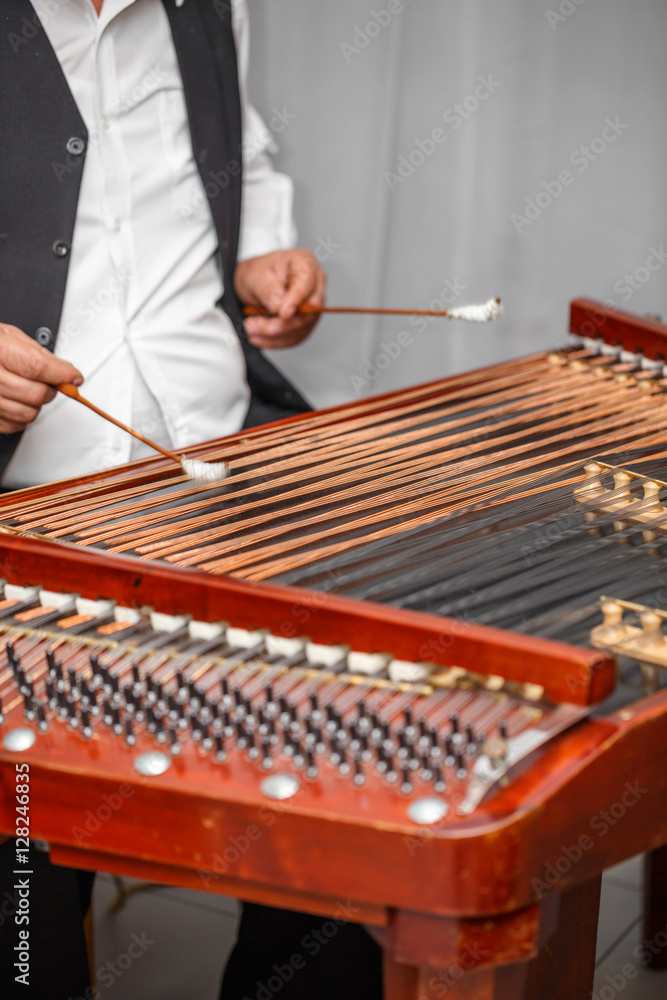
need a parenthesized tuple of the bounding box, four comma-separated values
(519, 876, 602, 1000)
(0, 534, 614, 706)
(1, 638, 665, 918)
(570, 299, 667, 359)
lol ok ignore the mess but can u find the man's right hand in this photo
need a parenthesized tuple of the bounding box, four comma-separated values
(0, 324, 83, 434)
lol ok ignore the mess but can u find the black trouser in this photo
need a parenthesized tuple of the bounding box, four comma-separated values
(0, 841, 384, 1000)
(219, 901, 383, 1000)
(0, 840, 94, 1000)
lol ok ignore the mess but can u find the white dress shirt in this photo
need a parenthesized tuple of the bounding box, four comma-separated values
(3, 0, 295, 489)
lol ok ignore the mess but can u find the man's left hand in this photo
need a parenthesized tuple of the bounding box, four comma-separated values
(235, 249, 326, 349)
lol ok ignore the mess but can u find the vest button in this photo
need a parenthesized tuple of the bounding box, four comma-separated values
(52, 240, 70, 258)
(35, 327, 54, 348)
(66, 136, 86, 156)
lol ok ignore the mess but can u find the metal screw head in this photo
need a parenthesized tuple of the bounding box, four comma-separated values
(134, 751, 171, 776)
(407, 797, 448, 826)
(3, 728, 36, 752)
(260, 773, 299, 801)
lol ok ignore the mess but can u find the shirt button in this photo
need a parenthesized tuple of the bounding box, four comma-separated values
(101, 116, 110, 131)
(52, 240, 70, 258)
(66, 136, 86, 156)
(112, 441, 122, 453)
(35, 327, 54, 348)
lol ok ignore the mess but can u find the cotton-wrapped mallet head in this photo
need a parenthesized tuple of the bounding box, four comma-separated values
(180, 457, 230, 484)
(447, 298, 503, 323)
(55, 384, 232, 485)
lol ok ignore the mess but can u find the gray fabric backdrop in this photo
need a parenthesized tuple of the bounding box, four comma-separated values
(246, 0, 667, 409)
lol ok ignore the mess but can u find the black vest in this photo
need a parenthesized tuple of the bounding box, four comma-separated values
(0, 0, 310, 475)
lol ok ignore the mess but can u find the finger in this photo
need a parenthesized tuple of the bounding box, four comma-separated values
(0, 398, 41, 427)
(246, 314, 318, 350)
(0, 369, 57, 408)
(278, 254, 320, 321)
(306, 267, 327, 311)
(247, 332, 310, 349)
(241, 258, 291, 316)
(244, 315, 285, 338)
(1, 337, 83, 387)
(245, 267, 326, 333)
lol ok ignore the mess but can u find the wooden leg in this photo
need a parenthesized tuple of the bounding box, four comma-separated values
(643, 846, 667, 969)
(517, 876, 602, 1000)
(384, 952, 419, 1000)
(382, 878, 600, 1000)
(383, 953, 497, 1000)
(383, 956, 509, 1000)
(83, 905, 95, 986)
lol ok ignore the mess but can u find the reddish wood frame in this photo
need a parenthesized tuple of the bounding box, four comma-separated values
(2, 300, 667, 997)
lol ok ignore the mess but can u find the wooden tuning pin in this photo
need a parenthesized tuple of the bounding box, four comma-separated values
(640, 480, 666, 544)
(590, 600, 630, 648)
(573, 462, 607, 526)
(639, 611, 664, 694)
(610, 471, 634, 534)
(639, 610, 664, 649)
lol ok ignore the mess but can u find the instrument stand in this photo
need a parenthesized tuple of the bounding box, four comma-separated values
(378, 877, 602, 1000)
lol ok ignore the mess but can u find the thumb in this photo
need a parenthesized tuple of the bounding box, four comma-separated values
(44, 354, 84, 388)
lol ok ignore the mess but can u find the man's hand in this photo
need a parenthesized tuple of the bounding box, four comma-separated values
(234, 248, 326, 349)
(0, 324, 83, 434)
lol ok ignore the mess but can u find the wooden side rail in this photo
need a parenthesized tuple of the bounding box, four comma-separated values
(0, 534, 614, 706)
(570, 298, 667, 360)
